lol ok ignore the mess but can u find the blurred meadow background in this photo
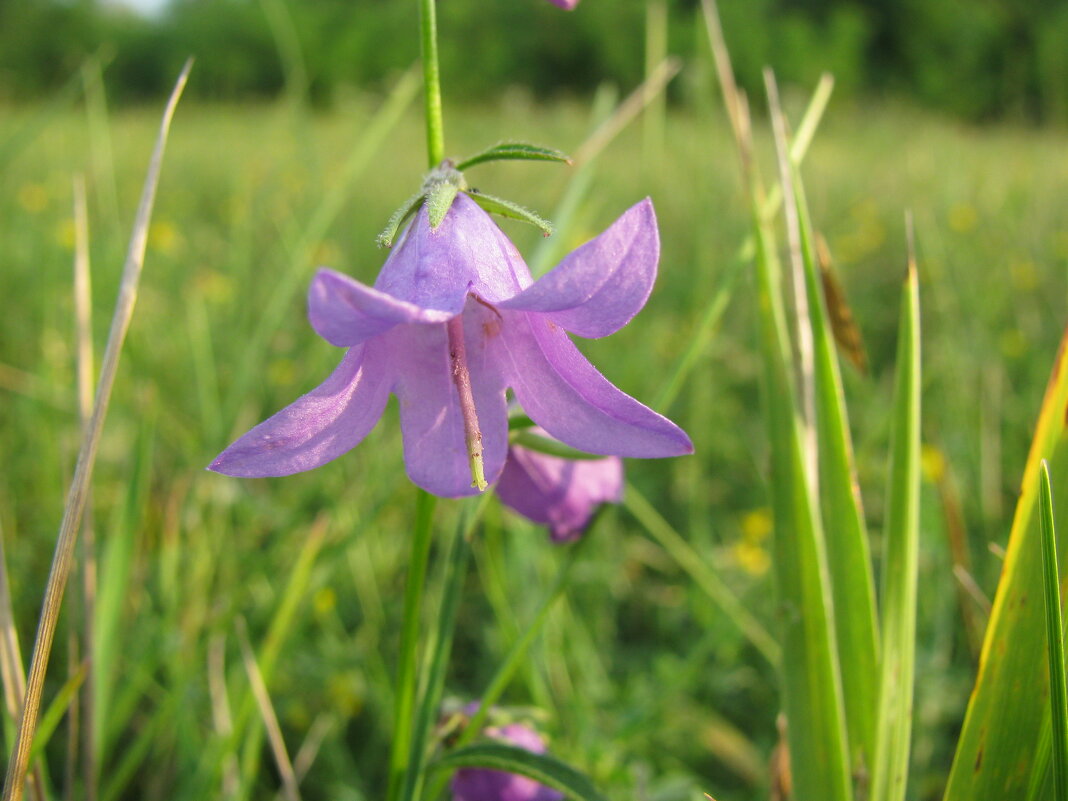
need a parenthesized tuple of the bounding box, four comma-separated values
(1, 1, 1067, 800)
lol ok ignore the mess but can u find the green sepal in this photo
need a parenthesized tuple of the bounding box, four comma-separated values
(468, 191, 553, 236)
(510, 430, 604, 461)
(377, 190, 425, 248)
(456, 142, 572, 171)
(427, 179, 461, 231)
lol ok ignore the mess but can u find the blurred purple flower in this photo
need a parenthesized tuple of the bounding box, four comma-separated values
(209, 193, 691, 497)
(546, 0, 579, 8)
(497, 432, 623, 542)
(451, 723, 564, 801)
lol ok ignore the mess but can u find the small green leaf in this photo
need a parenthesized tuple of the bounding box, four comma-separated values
(433, 742, 609, 801)
(507, 413, 537, 431)
(427, 180, 460, 231)
(468, 191, 553, 236)
(377, 191, 425, 248)
(456, 142, 572, 171)
(510, 430, 604, 461)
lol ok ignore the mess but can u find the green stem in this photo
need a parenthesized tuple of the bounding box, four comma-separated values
(419, 0, 445, 167)
(387, 489, 437, 801)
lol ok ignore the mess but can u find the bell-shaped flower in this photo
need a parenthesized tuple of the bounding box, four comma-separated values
(209, 193, 692, 497)
(497, 430, 623, 542)
(451, 722, 564, 801)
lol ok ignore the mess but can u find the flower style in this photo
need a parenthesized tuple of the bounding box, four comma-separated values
(497, 431, 623, 542)
(451, 723, 563, 801)
(209, 192, 692, 497)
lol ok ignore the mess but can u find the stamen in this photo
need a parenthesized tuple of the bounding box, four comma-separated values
(446, 315, 488, 491)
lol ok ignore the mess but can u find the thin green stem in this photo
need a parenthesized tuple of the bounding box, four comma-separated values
(419, 0, 445, 167)
(387, 489, 437, 801)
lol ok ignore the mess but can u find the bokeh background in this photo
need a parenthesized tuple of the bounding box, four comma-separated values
(1, 2, 1066, 800)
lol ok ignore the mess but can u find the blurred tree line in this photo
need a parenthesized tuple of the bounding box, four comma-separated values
(1, 0, 1066, 122)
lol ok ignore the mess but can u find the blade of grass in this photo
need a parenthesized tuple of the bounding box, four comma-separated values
(72, 171, 99, 801)
(233, 516, 329, 799)
(751, 199, 854, 801)
(623, 483, 779, 665)
(399, 502, 473, 801)
(0, 526, 46, 801)
(1039, 461, 1068, 800)
(0, 59, 191, 801)
(28, 661, 88, 764)
(791, 150, 880, 771)
(236, 618, 302, 801)
(707, 1, 852, 789)
(870, 241, 921, 801)
(387, 489, 437, 801)
(944, 320, 1068, 800)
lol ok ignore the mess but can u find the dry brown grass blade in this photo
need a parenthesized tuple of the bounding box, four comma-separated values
(815, 233, 869, 375)
(0, 59, 192, 801)
(0, 525, 45, 801)
(236, 619, 302, 801)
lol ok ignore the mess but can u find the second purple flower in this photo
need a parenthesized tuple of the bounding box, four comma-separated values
(210, 193, 692, 497)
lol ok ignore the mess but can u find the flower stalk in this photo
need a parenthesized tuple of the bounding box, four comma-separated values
(447, 315, 489, 492)
(419, 0, 445, 167)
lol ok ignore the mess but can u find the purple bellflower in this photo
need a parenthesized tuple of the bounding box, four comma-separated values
(209, 192, 692, 497)
(497, 430, 623, 542)
(451, 723, 564, 801)
(546, 0, 579, 8)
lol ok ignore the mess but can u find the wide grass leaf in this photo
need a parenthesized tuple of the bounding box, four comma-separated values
(794, 170, 881, 775)
(944, 323, 1068, 800)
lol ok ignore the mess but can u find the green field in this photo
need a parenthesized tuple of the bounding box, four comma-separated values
(1, 81, 1066, 800)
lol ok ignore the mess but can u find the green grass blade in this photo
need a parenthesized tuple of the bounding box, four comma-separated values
(399, 504, 472, 801)
(944, 323, 1068, 801)
(870, 258, 921, 801)
(792, 171, 880, 772)
(28, 661, 87, 763)
(1039, 461, 1068, 800)
(387, 489, 437, 801)
(623, 483, 780, 666)
(1, 61, 191, 801)
(432, 742, 609, 801)
(751, 197, 853, 801)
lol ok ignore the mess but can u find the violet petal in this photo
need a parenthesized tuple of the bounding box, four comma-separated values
(495, 311, 693, 458)
(500, 198, 658, 338)
(388, 308, 509, 497)
(497, 445, 623, 542)
(208, 344, 391, 477)
(308, 268, 452, 347)
(375, 193, 532, 314)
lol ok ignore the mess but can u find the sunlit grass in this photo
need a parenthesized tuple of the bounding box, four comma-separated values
(0, 86, 1065, 799)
